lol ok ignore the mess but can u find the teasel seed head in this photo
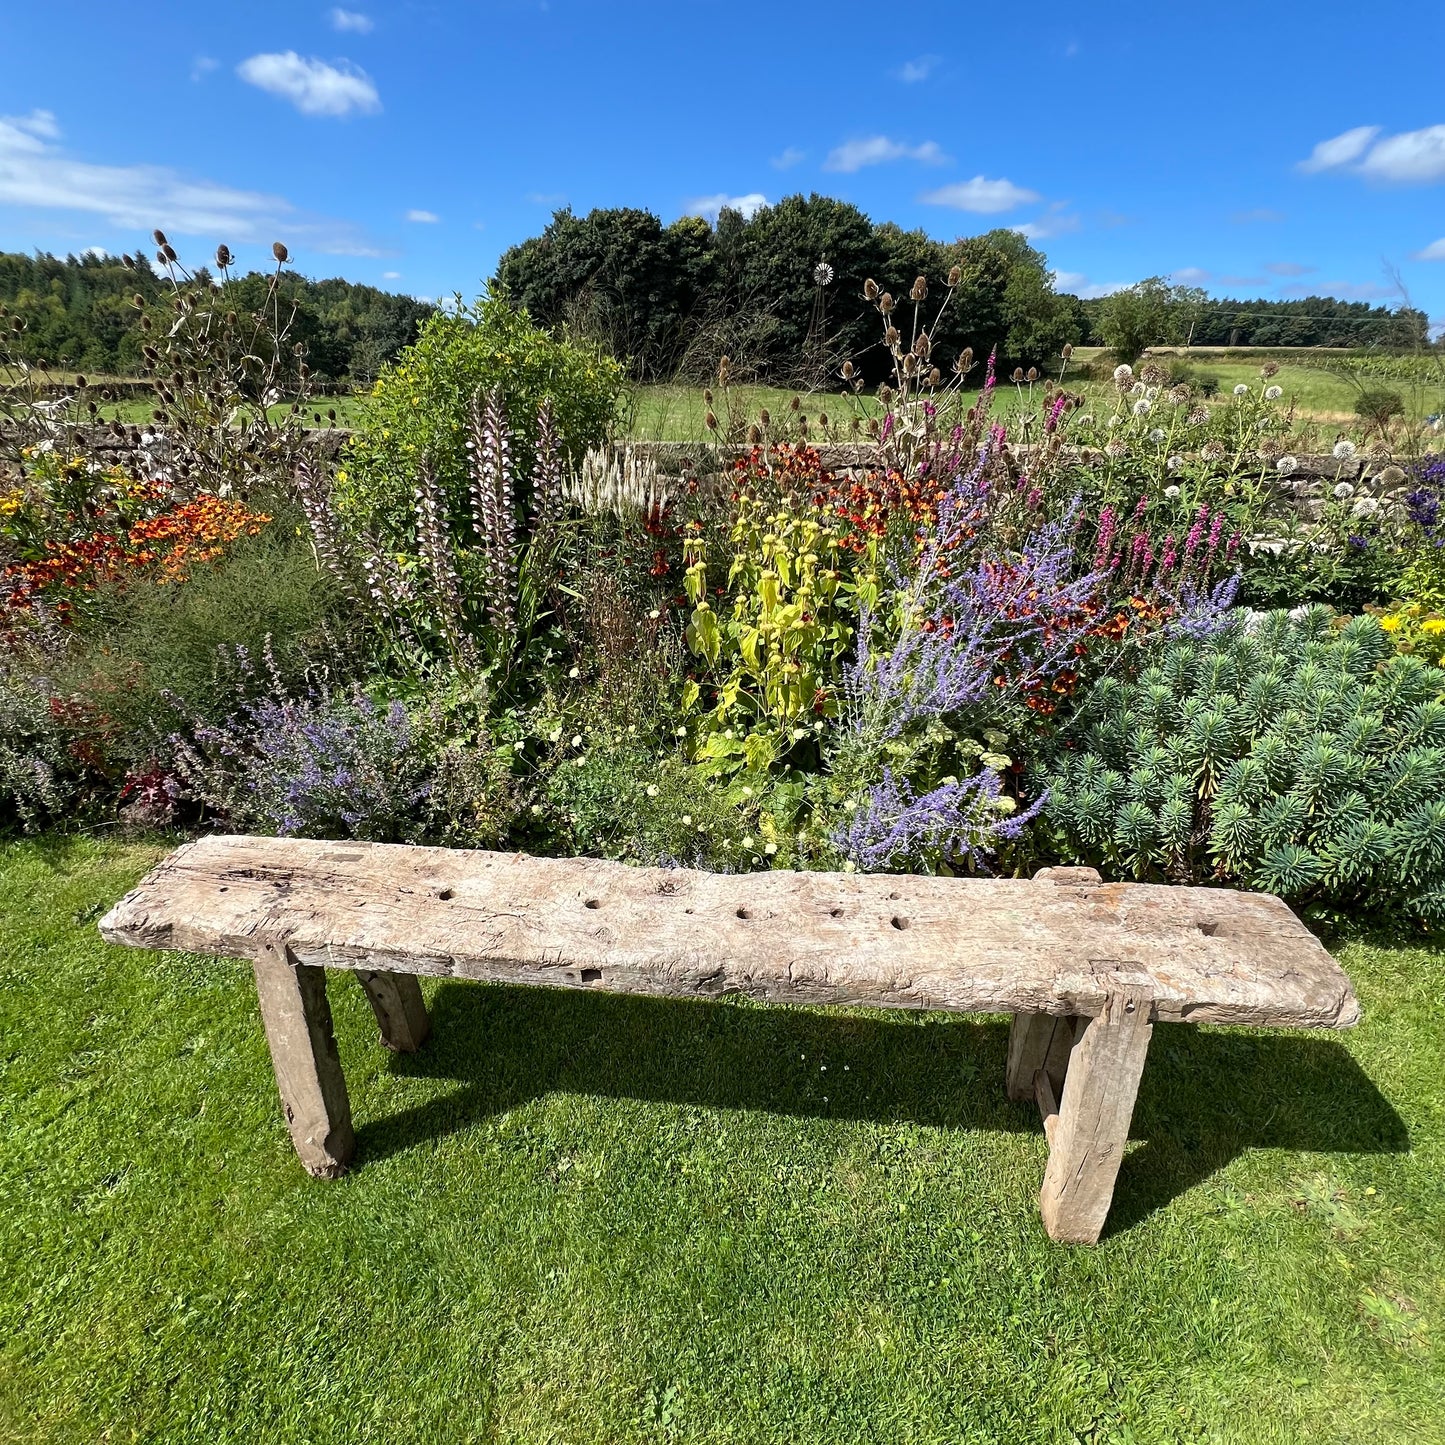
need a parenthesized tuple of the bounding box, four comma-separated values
(879, 292, 894, 314)
(878, 383, 894, 405)
(705, 410, 718, 431)
(1011, 367, 1024, 382)
(1261, 361, 1280, 378)
(272, 241, 290, 263)
(758, 408, 771, 426)
(928, 367, 941, 387)
(841, 359, 854, 379)
(818, 413, 828, 429)
(155, 250, 167, 268)
(1061, 343, 1073, 360)
(748, 424, 762, 444)
(864, 278, 879, 300)
(1027, 366, 1038, 382)
(215, 244, 232, 268)
(910, 276, 928, 302)
(703, 388, 713, 405)
(914, 332, 931, 360)
(152, 229, 167, 247)
(790, 395, 800, 411)
(947, 265, 962, 287)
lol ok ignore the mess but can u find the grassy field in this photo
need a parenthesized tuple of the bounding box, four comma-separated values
(1, 837, 1441, 1443)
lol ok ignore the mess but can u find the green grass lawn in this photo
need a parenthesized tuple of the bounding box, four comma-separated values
(2, 837, 1442, 1443)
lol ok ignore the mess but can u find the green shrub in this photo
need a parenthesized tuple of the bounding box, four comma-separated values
(1036, 607, 1445, 923)
(335, 296, 626, 543)
(59, 505, 347, 756)
(1355, 387, 1405, 428)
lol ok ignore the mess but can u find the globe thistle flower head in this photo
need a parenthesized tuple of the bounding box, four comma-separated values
(1333, 481, 1355, 500)
(1265, 385, 1283, 400)
(1201, 440, 1226, 462)
(1187, 407, 1209, 426)
(1113, 363, 1133, 381)
(1133, 398, 1153, 416)
(1333, 440, 1358, 460)
(1233, 383, 1249, 396)
(1276, 455, 1298, 476)
(1105, 439, 1128, 458)
(1148, 427, 1166, 443)
(1164, 484, 1182, 498)
(1261, 361, 1280, 378)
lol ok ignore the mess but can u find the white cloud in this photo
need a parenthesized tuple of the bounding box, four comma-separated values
(329, 8, 374, 33)
(1051, 271, 1128, 299)
(1012, 203, 1079, 240)
(684, 192, 767, 221)
(1359, 125, 1445, 182)
(405, 208, 439, 223)
(1298, 126, 1380, 174)
(191, 56, 219, 82)
(1299, 123, 1445, 183)
(920, 176, 1040, 213)
(1265, 261, 1313, 277)
(1280, 279, 1396, 300)
(894, 55, 940, 84)
(1413, 238, 1445, 261)
(237, 52, 381, 117)
(1219, 274, 1267, 287)
(0, 109, 381, 255)
(382, 269, 401, 279)
(1171, 267, 1212, 284)
(525, 190, 566, 206)
(771, 146, 805, 170)
(823, 136, 949, 173)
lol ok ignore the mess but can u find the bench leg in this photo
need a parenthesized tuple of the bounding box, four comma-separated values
(1005, 1012, 1078, 1101)
(357, 971, 431, 1053)
(252, 943, 355, 1179)
(1038, 987, 1152, 1245)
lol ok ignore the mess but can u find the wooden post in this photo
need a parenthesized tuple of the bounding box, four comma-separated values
(252, 942, 354, 1179)
(357, 970, 431, 1053)
(1038, 986, 1152, 1245)
(1005, 1013, 1076, 1101)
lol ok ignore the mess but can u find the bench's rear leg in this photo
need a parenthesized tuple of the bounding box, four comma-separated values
(1005, 1013, 1077, 1101)
(252, 943, 355, 1179)
(1038, 988, 1152, 1245)
(357, 970, 431, 1053)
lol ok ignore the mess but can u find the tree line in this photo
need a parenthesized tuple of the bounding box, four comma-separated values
(0, 249, 436, 382)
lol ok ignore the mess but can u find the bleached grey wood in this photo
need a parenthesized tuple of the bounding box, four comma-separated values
(1039, 987, 1154, 1245)
(357, 970, 430, 1053)
(99, 835, 1360, 1030)
(1006, 1013, 1077, 1101)
(1034, 1067, 1061, 1147)
(251, 942, 354, 1179)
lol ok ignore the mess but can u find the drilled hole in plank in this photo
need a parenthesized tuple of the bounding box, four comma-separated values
(581, 968, 602, 983)
(891, 915, 911, 931)
(829, 907, 844, 918)
(1198, 921, 1220, 936)
(584, 899, 601, 909)
(736, 907, 752, 920)
(438, 889, 454, 901)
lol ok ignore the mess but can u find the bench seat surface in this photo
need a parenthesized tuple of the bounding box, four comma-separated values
(99, 835, 1359, 1029)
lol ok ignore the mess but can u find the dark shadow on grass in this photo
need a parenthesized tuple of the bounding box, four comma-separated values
(351, 981, 1407, 1236)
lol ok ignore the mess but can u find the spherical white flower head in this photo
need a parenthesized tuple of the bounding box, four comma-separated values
(1145, 386, 1160, 402)
(1351, 495, 1380, 517)
(1234, 384, 1250, 396)
(1333, 440, 1358, 460)
(1131, 381, 1146, 396)
(1164, 484, 1181, 498)
(1333, 481, 1354, 499)
(1113, 364, 1133, 381)
(1133, 398, 1152, 416)
(1148, 427, 1166, 443)
(1077, 413, 1095, 427)
(1256, 416, 1271, 430)
(1107, 414, 1122, 428)
(1265, 386, 1283, 400)
(1167, 456, 1185, 472)
(1276, 455, 1298, 476)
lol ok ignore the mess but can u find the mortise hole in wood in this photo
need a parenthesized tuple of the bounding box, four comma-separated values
(830, 906, 844, 918)
(584, 899, 601, 909)
(437, 889, 454, 901)
(891, 915, 911, 931)
(737, 907, 752, 920)
(581, 968, 602, 982)
(1198, 921, 1220, 936)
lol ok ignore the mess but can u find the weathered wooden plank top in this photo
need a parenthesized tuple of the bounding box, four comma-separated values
(99, 835, 1360, 1029)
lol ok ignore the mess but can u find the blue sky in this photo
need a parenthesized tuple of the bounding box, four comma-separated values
(2, 1, 1444, 329)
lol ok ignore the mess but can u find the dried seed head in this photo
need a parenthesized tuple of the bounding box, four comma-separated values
(272, 241, 290, 263)
(818, 413, 828, 428)
(705, 410, 718, 431)
(879, 292, 894, 314)
(152, 229, 168, 247)
(928, 367, 941, 387)
(903, 354, 918, 377)
(947, 265, 962, 287)
(1261, 361, 1280, 378)
(215, 245, 232, 268)
(914, 332, 931, 360)
(1011, 367, 1025, 382)
(1027, 366, 1038, 382)
(155, 250, 168, 268)
(75, 374, 86, 388)
(910, 275, 928, 302)
(758, 408, 771, 426)
(790, 395, 801, 411)
(878, 383, 893, 405)
(841, 360, 854, 379)
(703, 388, 714, 405)
(864, 278, 879, 300)
(748, 424, 762, 444)
(1061, 344, 1073, 360)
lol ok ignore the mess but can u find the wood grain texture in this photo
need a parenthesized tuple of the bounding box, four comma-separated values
(251, 943, 354, 1179)
(1039, 987, 1154, 1245)
(357, 970, 430, 1053)
(100, 835, 1360, 1030)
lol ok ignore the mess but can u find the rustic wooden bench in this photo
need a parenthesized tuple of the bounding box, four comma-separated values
(99, 835, 1360, 1244)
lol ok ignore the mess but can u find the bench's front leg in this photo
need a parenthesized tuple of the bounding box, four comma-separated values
(1038, 987, 1152, 1245)
(357, 970, 431, 1053)
(252, 943, 355, 1179)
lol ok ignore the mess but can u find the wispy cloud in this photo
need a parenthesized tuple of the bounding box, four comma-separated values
(1414, 238, 1445, 261)
(1299, 124, 1445, 183)
(770, 146, 805, 170)
(237, 52, 381, 117)
(1219, 274, 1267, 287)
(329, 7, 374, 33)
(823, 136, 948, 173)
(684, 192, 767, 221)
(0, 109, 381, 255)
(1231, 207, 1285, 224)
(1052, 270, 1128, 299)
(1265, 261, 1314, 277)
(920, 176, 1040, 213)
(1280, 278, 1397, 300)
(1012, 202, 1078, 239)
(405, 208, 439, 223)
(190, 56, 218, 83)
(893, 55, 940, 84)
(1171, 267, 1211, 284)
(525, 190, 566, 206)
(382, 269, 401, 279)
